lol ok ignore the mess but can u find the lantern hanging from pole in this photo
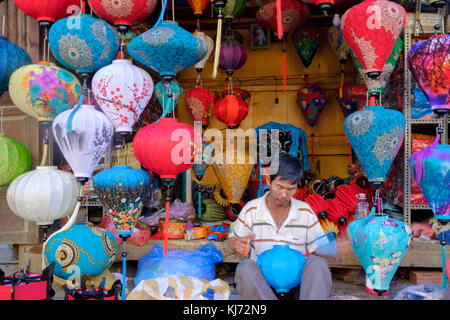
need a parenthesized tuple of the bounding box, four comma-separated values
(194, 32, 214, 75)
(9, 62, 82, 123)
(341, 0, 406, 80)
(91, 59, 153, 136)
(407, 34, 450, 115)
(220, 86, 251, 105)
(0, 132, 32, 188)
(214, 94, 249, 129)
(292, 26, 320, 68)
(218, 39, 247, 77)
(211, 0, 227, 79)
(214, 0, 246, 22)
(185, 85, 214, 123)
(154, 80, 183, 119)
(52, 104, 114, 185)
(302, 0, 347, 15)
(296, 78, 328, 127)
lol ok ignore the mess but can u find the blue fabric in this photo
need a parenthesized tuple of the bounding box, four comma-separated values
(154, 80, 183, 119)
(0, 36, 31, 94)
(49, 14, 119, 74)
(192, 141, 214, 179)
(411, 87, 433, 119)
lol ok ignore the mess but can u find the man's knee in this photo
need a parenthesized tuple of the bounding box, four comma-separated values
(236, 259, 259, 275)
(305, 255, 330, 272)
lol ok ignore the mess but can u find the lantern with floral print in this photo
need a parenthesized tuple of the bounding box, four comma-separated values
(185, 85, 214, 123)
(292, 26, 320, 68)
(341, 0, 406, 80)
(214, 94, 249, 129)
(0, 133, 32, 188)
(154, 80, 183, 119)
(296, 79, 327, 127)
(302, 0, 347, 15)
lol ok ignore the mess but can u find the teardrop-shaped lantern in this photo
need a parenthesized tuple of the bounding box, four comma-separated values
(410, 136, 450, 220)
(93, 166, 150, 236)
(292, 27, 320, 68)
(344, 106, 406, 184)
(341, 0, 406, 79)
(49, 14, 120, 77)
(87, 0, 157, 33)
(13, 0, 80, 28)
(52, 104, 114, 184)
(127, 20, 207, 81)
(194, 32, 214, 73)
(185, 85, 214, 122)
(302, 0, 347, 15)
(192, 141, 214, 181)
(407, 34, 450, 114)
(9, 62, 82, 123)
(327, 18, 350, 64)
(7, 166, 80, 225)
(91, 59, 153, 134)
(347, 208, 412, 295)
(154, 80, 183, 119)
(219, 39, 247, 76)
(214, 94, 249, 128)
(0, 132, 32, 187)
(296, 80, 328, 127)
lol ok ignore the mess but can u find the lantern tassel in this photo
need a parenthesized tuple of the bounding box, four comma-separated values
(212, 15, 222, 79)
(163, 186, 171, 258)
(339, 70, 344, 99)
(276, 0, 283, 40)
(441, 242, 448, 289)
(66, 93, 85, 134)
(282, 36, 287, 91)
(122, 240, 127, 300)
(311, 133, 314, 164)
(198, 190, 202, 218)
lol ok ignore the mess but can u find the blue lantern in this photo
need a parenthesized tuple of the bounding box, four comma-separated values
(193, 141, 214, 219)
(154, 80, 183, 119)
(344, 106, 406, 184)
(49, 14, 120, 78)
(256, 245, 306, 293)
(43, 222, 117, 281)
(347, 207, 412, 295)
(127, 20, 207, 80)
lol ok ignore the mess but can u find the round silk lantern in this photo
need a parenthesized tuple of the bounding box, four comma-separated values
(127, 20, 207, 81)
(341, 0, 406, 79)
(0, 133, 32, 187)
(185, 85, 214, 122)
(13, 0, 80, 28)
(43, 222, 117, 280)
(154, 80, 183, 119)
(194, 32, 214, 73)
(220, 87, 251, 105)
(49, 14, 120, 78)
(9, 62, 82, 123)
(87, 0, 157, 33)
(7, 166, 80, 226)
(214, 0, 246, 20)
(292, 27, 320, 68)
(52, 104, 114, 184)
(256, 245, 306, 293)
(347, 208, 412, 295)
(92, 59, 153, 134)
(219, 39, 247, 76)
(344, 106, 406, 184)
(407, 34, 450, 114)
(296, 80, 327, 127)
(214, 94, 249, 128)
(302, 0, 346, 15)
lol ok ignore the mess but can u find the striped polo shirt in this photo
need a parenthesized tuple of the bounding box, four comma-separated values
(229, 192, 325, 261)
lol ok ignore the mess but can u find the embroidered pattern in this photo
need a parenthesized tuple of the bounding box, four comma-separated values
(55, 238, 80, 272)
(372, 124, 403, 165)
(102, 0, 134, 18)
(142, 27, 176, 47)
(57, 34, 94, 69)
(346, 110, 375, 138)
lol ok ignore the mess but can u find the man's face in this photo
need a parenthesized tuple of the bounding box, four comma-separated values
(269, 176, 298, 206)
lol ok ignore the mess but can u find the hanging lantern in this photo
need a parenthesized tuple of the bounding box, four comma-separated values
(214, 94, 249, 128)
(192, 141, 214, 181)
(0, 133, 32, 188)
(344, 106, 406, 185)
(352, 37, 403, 96)
(341, 0, 406, 80)
(220, 87, 251, 105)
(194, 32, 214, 74)
(407, 34, 450, 115)
(7, 166, 80, 226)
(87, 0, 157, 33)
(296, 79, 328, 127)
(347, 208, 412, 295)
(292, 26, 320, 68)
(302, 0, 346, 15)
(91, 59, 153, 135)
(0, 36, 32, 95)
(52, 104, 114, 185)
(49, 14, 120, 80)
(9, 62, 82, 123)
(185, 85, 214, 122)
(218, 39, 247, 77)
(13, 0, 80, 28)
(154, 80, 183, 119)
(187, 0, 210, 20)
(214, 0, 246, 21)
(336, 83, 367, 117)
(327, 15, 350, 64)
(127, 20, 207, 81)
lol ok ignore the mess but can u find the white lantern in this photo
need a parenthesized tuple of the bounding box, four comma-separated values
(7, 166, 80, 226)
(195, 32, 214, 72)
(91, 59, 153, 134)
(52, 104, 114, 182)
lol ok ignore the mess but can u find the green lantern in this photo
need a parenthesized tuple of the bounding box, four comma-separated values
(214, 0, 246, 20)
(0, 133, 32, 187)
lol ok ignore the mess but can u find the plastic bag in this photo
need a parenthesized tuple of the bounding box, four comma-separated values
(134, 242, 223, 287)
(394, 282, 450, 300)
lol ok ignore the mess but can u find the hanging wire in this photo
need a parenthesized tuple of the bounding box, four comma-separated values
(2, 15, 5, 37)
(172, 0, 175, 21)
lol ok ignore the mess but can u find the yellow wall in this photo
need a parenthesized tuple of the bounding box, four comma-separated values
(175, 27, 356, 186)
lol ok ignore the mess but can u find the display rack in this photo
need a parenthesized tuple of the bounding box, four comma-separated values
(402, 11, 450, 226)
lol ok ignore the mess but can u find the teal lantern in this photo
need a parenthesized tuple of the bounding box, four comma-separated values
(154, 80, 183, 119)
(193, 141, 214, 218)
(0, 132, 32, 187)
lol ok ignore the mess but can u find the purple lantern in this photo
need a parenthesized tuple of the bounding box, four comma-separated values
(219, 39, 247, 77)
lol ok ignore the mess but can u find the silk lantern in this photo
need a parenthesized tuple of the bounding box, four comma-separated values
(347, 207, 412, 295)
(336, 83, 367, 117)
(185, 85, 214, 122)
(292, 27, 320, 68)
(344, 105, 406, 185)
(302, 0, 347, 15)
(214, 94, 249, 128)
(92, 59, 153, 135)
(407, 34, 450, 115)
(214, 0, 246, 21)
(154, 80, 183, 119)
(127, 20, 207, 81)
(296, 80, 327, 127)
(219, 39, 247, 76)
(187, 0, 210, 30)
(220, 87, 251, 105)
(52, 104, 114, 184)
(193, 141, 214, 218)
(9, 62, 82, 123)
(0, 133, 32, 187)
(194, 32, 214, 74)
(341, 0, 406, 80)
(328, 15, 350, 64)
(7, 166, 80, 226)
(87, 0, 157, 33)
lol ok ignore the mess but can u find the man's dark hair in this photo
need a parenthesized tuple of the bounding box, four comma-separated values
(269, 152, 303, 185)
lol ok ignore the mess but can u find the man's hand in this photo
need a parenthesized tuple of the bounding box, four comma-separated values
(228, 234, 256, 256)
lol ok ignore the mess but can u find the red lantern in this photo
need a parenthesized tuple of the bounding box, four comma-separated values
(185, 85, 214, 122)
(14, 0, 80, 28)
(220, 87, 251, 105)
(214, 94, 249, 128)
(302, 0, 346, 15)
(341, 0, 406, 79)
(87, 0, 157, 33)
